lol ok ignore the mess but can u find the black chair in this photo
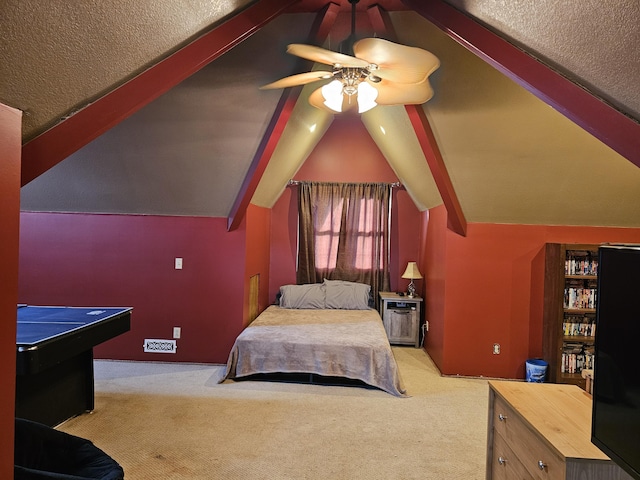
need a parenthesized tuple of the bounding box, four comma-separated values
(14, 418, 124, 480)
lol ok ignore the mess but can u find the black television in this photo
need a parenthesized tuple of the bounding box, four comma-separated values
(592, 244, 640, 480)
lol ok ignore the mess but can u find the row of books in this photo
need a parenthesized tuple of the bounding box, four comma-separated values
(562, 321, 596, 337)
(561, 352, 594, 373)
(564, 287, 597, 309)
(561, 342, 594, 374)
(565, 252, 598, 276)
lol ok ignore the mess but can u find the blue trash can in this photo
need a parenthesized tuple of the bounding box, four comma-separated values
(525, 359, 548, 382)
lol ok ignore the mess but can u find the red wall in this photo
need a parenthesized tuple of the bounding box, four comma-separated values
(268, 114, 423, 301)
(19, 212, 249, 364)
(269, 187, 299, 298)
(244, 204, 272, 323)
(15, 116, 423, 371)
(0, 103, 21, 480)
(423, 204, 640, 379)
(422, 207, 445, 369)
(18, 112, 640, 388)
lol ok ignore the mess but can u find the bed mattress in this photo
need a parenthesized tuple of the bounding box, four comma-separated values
(220, 305, 406, 397)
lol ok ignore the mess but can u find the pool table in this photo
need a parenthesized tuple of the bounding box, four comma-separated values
(16, 305, 132, 426)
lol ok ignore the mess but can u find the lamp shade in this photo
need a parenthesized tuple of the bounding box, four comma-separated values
(321, 80, 344, 113)
(401, 261, 423, 280)
(357, 81, 378, 113)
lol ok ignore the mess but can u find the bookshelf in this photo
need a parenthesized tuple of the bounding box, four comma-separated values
(542, 243, 598, 390)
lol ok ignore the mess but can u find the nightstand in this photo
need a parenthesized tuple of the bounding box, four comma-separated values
(378, 292, 423, 347)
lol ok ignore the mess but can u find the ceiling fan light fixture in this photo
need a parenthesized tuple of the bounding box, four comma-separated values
(357, 82, 378, 113)
(263, 34, 440, 114)
(366, 63, 381, 83)
(321, 79, 344, 112)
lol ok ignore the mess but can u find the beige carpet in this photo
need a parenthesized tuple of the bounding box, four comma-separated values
(58, 347, 489, 479)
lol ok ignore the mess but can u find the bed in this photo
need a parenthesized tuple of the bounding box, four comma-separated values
(219, 280, 407, 397)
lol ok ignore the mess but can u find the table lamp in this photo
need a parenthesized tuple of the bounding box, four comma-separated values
(401, 261, 423, 298)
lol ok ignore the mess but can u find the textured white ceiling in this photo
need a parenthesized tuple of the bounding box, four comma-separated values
(0, 0, 254, 140)
(445, 0, 640, 119)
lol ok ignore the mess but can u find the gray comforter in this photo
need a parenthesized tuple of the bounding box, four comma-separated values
(220, 306, 407, 397)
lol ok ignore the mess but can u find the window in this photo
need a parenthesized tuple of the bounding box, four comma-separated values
(297, 182, 392, 305)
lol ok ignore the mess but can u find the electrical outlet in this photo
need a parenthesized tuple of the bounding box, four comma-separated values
(175, 258, 183, 270)
(493, 343, 500, 355)
(425, 320, 429, 332)
(173, 327, 181, 339)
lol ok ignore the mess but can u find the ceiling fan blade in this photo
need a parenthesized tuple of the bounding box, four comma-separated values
(371, 77, 435, 106)
(287, 44, 369, 68)
(354, 38, 440, 84)
(260, 71, 334, 90)
(309, 86, 358, 113)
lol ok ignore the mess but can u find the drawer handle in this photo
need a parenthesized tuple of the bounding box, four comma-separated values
(498, 413, 507, 422)
(538, 460, 547, 470)
(498, 457, 507, 466)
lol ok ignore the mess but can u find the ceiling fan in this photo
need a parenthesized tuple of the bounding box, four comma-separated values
(260, 0, 440, 114)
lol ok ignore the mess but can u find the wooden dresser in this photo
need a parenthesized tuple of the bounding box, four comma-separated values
(487, 380, 633, 480)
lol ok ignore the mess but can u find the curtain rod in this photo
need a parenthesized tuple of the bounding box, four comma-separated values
(288, 180, 402, 188)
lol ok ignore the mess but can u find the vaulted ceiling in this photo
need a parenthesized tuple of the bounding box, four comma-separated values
(3, 0, 639, 234)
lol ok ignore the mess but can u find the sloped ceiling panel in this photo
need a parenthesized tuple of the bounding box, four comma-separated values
(250, 84, 334, 208)
(393, 12, 640, 227)
(20, 13, 317, 217)
(361, 105, 441, 212)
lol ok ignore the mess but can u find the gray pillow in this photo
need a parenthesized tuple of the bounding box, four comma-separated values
(279, 283, 326, 309)
(323, 279, 371, 310)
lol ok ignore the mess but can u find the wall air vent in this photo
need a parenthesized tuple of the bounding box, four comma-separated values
(143, 339, 177, 353)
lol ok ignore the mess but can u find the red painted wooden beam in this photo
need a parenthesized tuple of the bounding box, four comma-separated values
(370, 6, 466, 236)
(406, 105, 467, 237)
(309, 1, 340, 41)
(403, 0, 640, 169)
(227, 2, 341, 231)
(367, 4, 395, 38)
(20, 0, 299, 186)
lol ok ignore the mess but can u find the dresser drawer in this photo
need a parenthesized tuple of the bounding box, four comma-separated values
(491, 430, 535, 480)
(493, 395, 565, 480)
